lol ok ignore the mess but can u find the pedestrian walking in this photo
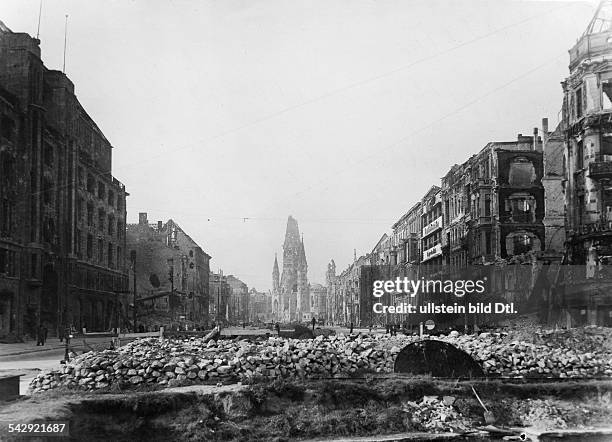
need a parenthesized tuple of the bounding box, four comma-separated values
(311, 316, 316, 331)
(349, 322, 354, 334)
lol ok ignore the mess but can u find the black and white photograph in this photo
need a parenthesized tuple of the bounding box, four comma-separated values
(1, 0, 612, 440)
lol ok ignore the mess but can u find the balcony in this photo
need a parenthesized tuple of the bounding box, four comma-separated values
(422, 216, 443, 237)
(422, 244, 442, 262)
(589, 159, 612, 181)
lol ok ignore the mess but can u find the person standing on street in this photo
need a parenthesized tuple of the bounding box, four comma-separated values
(36, 325, 44, 346)
(311, 316, 316, 331)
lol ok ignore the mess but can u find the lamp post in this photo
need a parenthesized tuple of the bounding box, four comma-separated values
(167, 258, 174, 326)
(130, 250, 137, 332)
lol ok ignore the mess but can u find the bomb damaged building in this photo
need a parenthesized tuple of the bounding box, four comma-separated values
(125, 213, 211, 328)
(559, 1, 612, 326)
(271, 216, 310, 322)
(0, 22, 128, 339)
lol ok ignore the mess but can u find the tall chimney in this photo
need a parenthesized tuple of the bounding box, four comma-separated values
(138, 212, 147, 226)
(533, 127, 538, 150)
(542, 118, 549, 135)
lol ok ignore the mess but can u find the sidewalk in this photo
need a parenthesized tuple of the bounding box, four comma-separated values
(0, 337, 114, 358)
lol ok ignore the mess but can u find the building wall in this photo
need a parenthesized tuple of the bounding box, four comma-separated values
(0, 24, 128, 338)
(226, 275, 248, 323)
(126, 213, 210, 328)
(209, 271, 230, 324)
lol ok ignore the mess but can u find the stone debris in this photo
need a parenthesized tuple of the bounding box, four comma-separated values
(29, 327, 612, 393)
(517, 399, 569, 430)
(401, 395, 470, 432)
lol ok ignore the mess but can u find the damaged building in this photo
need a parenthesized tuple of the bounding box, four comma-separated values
(558, 1, 612, 326)
(467, 133, 546, 263)
(126, 213, 211, 328)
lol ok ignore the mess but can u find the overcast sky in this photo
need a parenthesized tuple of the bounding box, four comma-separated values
(0, 0, 597, 290)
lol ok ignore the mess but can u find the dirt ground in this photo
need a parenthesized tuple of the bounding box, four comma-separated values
(1, 377, 611, 441)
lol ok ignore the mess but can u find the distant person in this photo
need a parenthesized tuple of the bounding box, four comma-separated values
(36, 325, 44, 346)
(385, 324, 390, 335)
(275, 322, 281, 336)
(139, 324, 145, 333)
(349, 322, 354, 334)
(311, 317, 316, 331)
(42, 324, 48, 344)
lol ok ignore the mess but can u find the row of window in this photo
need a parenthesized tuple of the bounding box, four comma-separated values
(75, 229, 122, 269)
(77, 168, 123, 210)
(72, 267, 127, 293)
(76, 198, 124, 238)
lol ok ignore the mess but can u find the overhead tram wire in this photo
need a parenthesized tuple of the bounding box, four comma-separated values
(15, 3, 584, 211)
(122, 52, 566, 228)
(111, 1, 581, 174)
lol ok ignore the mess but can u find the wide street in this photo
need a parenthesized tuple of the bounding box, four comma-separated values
(0, 336, 116, 394)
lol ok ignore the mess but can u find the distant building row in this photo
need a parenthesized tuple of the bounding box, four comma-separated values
(325, 3, 612, 328)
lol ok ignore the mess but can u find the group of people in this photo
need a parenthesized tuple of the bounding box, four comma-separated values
(385, 324, 400, 336)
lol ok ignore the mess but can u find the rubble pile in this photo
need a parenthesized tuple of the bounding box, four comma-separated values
(401, 395, 470, 433)
(517, 399, 569, 430)
(29, 329, 612, 393)
(444, 332, 612, 378)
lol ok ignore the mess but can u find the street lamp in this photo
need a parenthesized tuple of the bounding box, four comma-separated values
(130, 250, 137, 332)
(167, 258, 174, 325)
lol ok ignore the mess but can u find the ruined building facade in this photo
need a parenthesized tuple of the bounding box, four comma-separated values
(125, 213, 211, 328)
(272, 216, 309, 322)
(0, 22, 128, 338)
(560, 1, 612, 326)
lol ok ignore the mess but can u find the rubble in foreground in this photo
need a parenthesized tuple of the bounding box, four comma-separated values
(29, 327, 612, 393)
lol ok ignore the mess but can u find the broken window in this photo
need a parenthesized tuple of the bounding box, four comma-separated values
(506, 194, 536, 223)
(603, 82, 612, 110)
(577, 140, 584, 169)
(87, 202, 93, 226)
(98, 238, 104, 263)
(505, 231, 541, 256)
(42, 217, 55, 243)
(87, 174, 95, 193)
(98, 209, 105, 232)
(508, 157, 537, 186)
(108, 242, 113, 268)
(602, 134, 612, 160)
(98, 182, 105, 200)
